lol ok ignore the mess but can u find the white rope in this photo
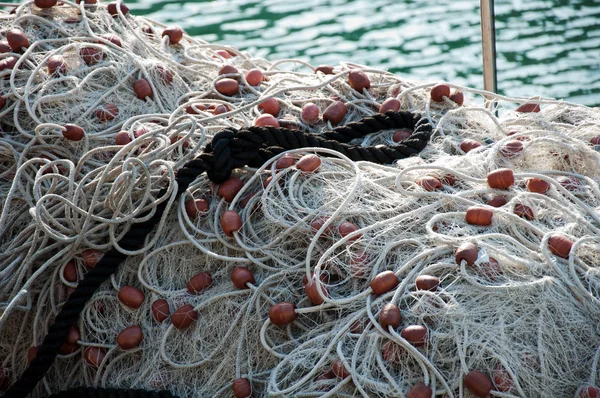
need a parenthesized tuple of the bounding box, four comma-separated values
(1, 1, 600, 397)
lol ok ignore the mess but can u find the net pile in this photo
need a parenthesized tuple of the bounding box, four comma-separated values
(1, 1, 600, 397)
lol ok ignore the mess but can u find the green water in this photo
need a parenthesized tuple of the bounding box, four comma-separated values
(127, 0, 600, 107)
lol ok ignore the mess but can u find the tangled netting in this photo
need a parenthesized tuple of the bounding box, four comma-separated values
(2, 1, 600, 397)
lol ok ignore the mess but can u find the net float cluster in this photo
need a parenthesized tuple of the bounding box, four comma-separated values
(1, 1, 599, 398)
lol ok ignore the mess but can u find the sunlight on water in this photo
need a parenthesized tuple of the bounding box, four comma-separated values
(110, 0, 600, 106)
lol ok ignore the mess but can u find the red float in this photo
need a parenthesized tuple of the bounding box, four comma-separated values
(576, 386, 600, 398)
(515, 103, 540, 113)
(80, 47, 104, 66)
(156, 65, 173, 84)
(35, 0, 57, 8)
(276, 154, 296, 169)
(382, 340, 402, 364)
(455, 242, 478, 266)
(296, 154, 321, 172)
(219, 65, 238, 75)
(269, 302, 297, 326)
(311, 216, 333, 236)
(231, 267, 255, 289)
(171, 304, 197, 329)
(379, 303, 402, 330)
(47, 55, 67, 75)
(66, 325, 80, 346)
(184, 199, 209, 219)
(245, 69, 263, 86)
(133, 78, 152, 99)
(83, 347, 106, 368)
(305, 276, 328, 305)
(96, 104, 119, 122)
(7, 29, 29, 51)
(332, 360, 350, 379)
(514, 203, 534, 220)
(493, 365, 513, 392)
(100, 34, 122, 47)
(215, 50, 231, 58)
(430, 84, 450, 102)
(338, 221, 361, 240)
(557, 176, 580, 191)
(401, 325, 428, 347)
(162, 27, 183, 45)
(487, 169, 514, 189)
(151, 299, 170, 323)
(526, 177, 550, 194)
(500, 140, 524, 157)
(488, 195, 507, 207)
(118, 286, 145, 309)
(393, 129, 412, 142)
(221, 210, 243, 237)
(217, 177, 244, 202)
(464, 370, 493, 398)
(548, 234, 573, 259)
(441, 174, 456, 186)
(380, 98, 401, 113)
(186, 272, 213, 294)
(254, 114, 279, 127)
(466, 207, 493, 226)
(107, 2, 129, 16)
(348, 70, 370, 92)
(415, 275, 440, 291)
(233, 378, 252, 398)
(186, 104, 206, 114)
(407, 382, 432, 398)
(62, 124, 84, 141)
(214, 104, 229, 115)
(82, 249, 102, 269)
(315, 65, 334, 75)
(258, 98, 280, 116)
(449, 90, 464, 106)
(27, 346, 38, 364)
(416, 177, 442, 191)
(301, 103, 320, 124)
(323, 101, 347, 125)
(215, 78, 239, 96)
(63, 260, 78, 282)
(370, 271, 399, 295)
(117, 325, 143, 350)
(460, 139, 482, 153)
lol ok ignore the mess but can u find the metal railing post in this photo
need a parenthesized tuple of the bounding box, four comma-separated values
(480, 0, 498, 111)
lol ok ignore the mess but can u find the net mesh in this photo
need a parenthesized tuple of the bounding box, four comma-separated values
(1, 1, 600, 397)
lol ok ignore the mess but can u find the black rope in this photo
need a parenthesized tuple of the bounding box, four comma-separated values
(319, 110, 425, 143)
(46, 388, 177, 398)
(4, 110, 432, 398)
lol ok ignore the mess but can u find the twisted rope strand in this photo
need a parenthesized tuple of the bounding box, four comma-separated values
(5, 110, 431, 398)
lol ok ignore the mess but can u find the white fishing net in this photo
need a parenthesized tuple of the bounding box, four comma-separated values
(1, 1, 600, 397)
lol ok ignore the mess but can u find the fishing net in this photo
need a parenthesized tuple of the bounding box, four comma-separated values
(1, 1, 600, 397)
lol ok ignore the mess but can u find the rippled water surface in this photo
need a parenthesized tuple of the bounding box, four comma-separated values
(127, 0, 600, 107)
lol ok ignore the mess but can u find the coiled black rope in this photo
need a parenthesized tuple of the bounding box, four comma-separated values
(4, 110, 432, 398)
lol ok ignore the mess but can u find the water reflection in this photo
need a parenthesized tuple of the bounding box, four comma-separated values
(128, 0, 599, 106)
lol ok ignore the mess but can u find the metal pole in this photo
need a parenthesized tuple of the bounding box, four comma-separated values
(480, 0, 498, 110)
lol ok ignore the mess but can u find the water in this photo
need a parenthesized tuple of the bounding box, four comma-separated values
(127, 0, 600, 107)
